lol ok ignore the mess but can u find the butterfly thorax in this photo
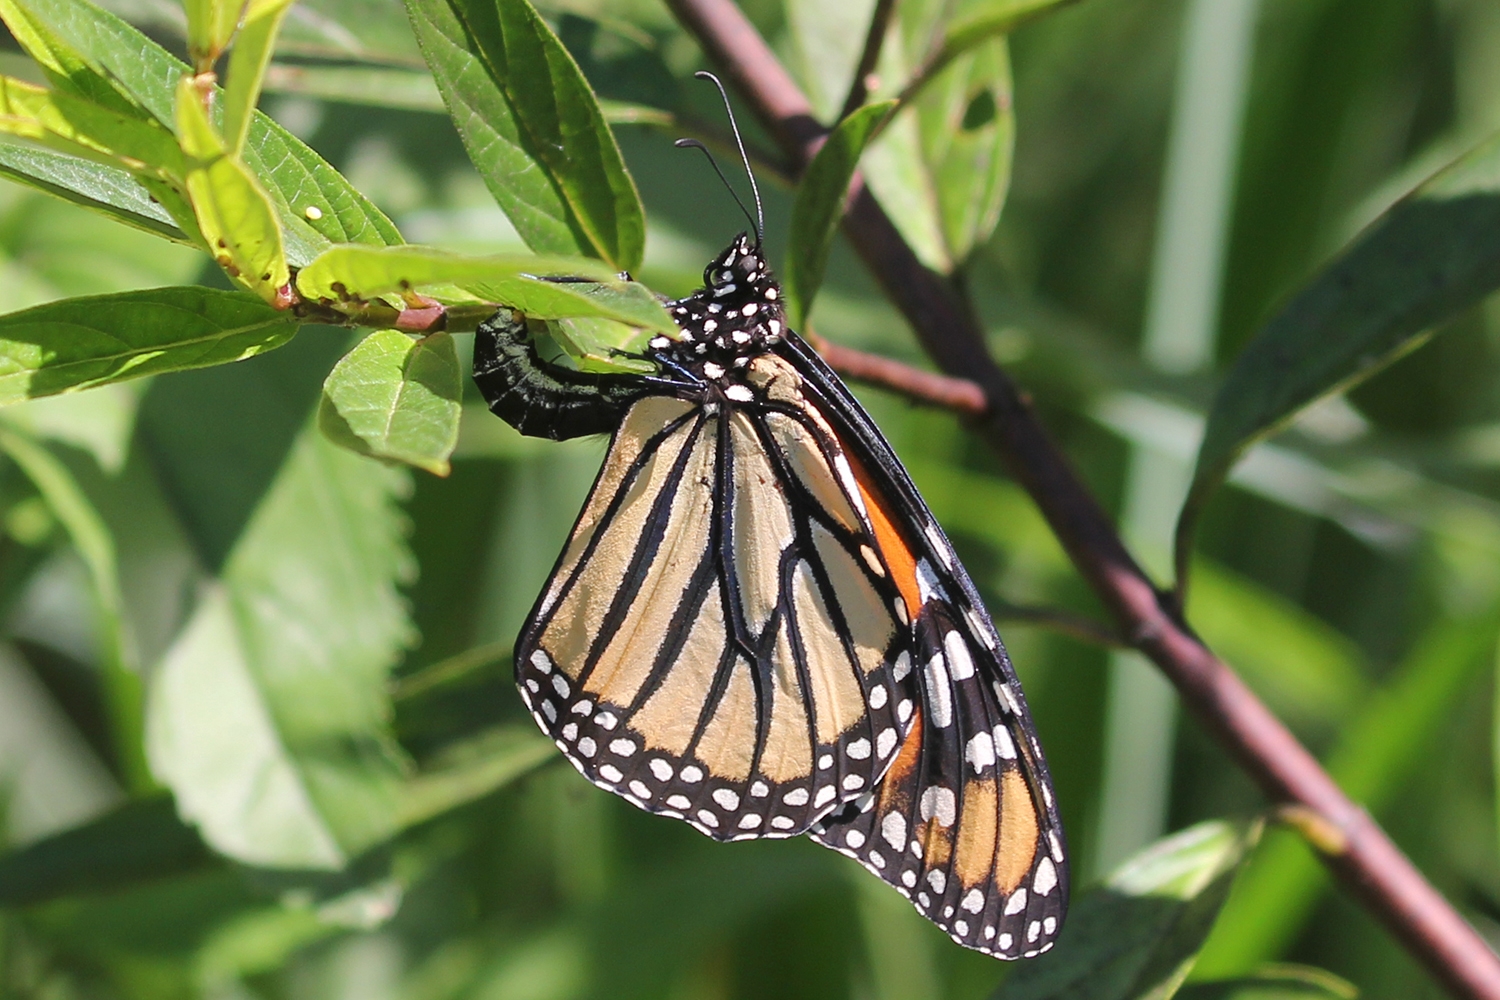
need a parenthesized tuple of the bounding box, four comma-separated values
(647, 233, 786, 401)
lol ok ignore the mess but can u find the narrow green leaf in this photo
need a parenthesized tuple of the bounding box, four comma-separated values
(1177, 131, 1500, 581)
(221, 0, 298, 156)
(396, 724, 553, 828)
(404, 0, 644, 269)
(0, 426, 150, 790)
(0, 0, 150, 119)
(0, 137, 187, 243)
(941, 0, 1083, 63)
(263, 64, 445, 113)
(146, 420, 415, 870)
(1195, 610, 1500, 976)
(0, 74, 185, 178)
(185, 0, 244, 68)
(319, 330, 463, 476)
(0, 0, 402, 257)
(997, 820, 1260, 1000)
(0, 797, 211, 906)
(295, 244, 675, 332)
(0, 287, 300, 404)
(784, 100, 895, 327)
(176, 76, 290, 300)
(1178, 965, 1357, 1000)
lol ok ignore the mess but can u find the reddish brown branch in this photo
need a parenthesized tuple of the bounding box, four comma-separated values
(838, 0, 898, 120)
(662, 1, 1500, 997)
(808, 333, 988, 415)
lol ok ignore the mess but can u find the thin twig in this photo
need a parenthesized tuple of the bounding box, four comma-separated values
(808, 333, 988, 415)
(661, 1, 1500, 997)
(992, 601, 1125, 649)
(838, 0, 898, 120)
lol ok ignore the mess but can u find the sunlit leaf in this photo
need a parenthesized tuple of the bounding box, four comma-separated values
(0, 0, 402, 258)
(185, 0, 244, 68)
(784, 100, 895, 327)
(295, 243, 675, 332)
(997, 820, 1260, 999)
(1178, 131, 1500, 580)
(263, 64, 445, 113)
(221, 0, 298, 155)
(175, 77, 289, 300)
(320, 329, 462, 476)
(862, 31, 1013, 272)
(0, 287, 299, 404)
(404, 0, 645, 270)
(146, 420, 415, 870)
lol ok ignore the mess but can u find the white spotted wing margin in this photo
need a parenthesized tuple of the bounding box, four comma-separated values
(771, 334, 1069, 959)
(513, 391, 919, 842)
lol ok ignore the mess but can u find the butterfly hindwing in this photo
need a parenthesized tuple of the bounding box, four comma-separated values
(515, 385, 918, 841)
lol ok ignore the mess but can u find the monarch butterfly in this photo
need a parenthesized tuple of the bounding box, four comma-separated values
(471, 79, 1066, 960)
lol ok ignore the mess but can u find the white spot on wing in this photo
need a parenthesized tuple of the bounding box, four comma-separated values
(869, 685, 888, 709)
(927, 870, 946, 893)
(966, 732, 996, 769)
(530, 649, 552, 674)
(1034, 857, 1058, 896)
(847, 738, 871, 760)
(943, 630, 975, 680)
(713, 788, 741, 810)
(681, 765, 703, 783)
(919, 786, 956, 827)
(649, 759, 673, 782)
(994, 726, 1017, 759)
(961, 889, 985, 913)
(783, 788, 810, 806)
(925, 653, 953, 727)
(881, 812, 906, 850)
(1004, 888, 1027, 915)
(893, 651, 912, 681)
(877, 728, 898, 758)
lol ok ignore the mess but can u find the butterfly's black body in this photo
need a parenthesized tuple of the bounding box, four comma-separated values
(472, 234, 1069, 960)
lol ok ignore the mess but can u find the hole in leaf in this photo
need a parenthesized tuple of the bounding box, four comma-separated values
(961, 90, 997, 131)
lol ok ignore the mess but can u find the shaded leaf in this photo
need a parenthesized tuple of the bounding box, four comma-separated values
(997, 820, 1260, 1000)
(146, 420, 415, 870)
(0, 797, 211, 906)
(784, 100, 895, 327)
(404, 0, 644, 269)
(0, 136, 187, 243)
(396, 723, 553, 828)
(0, 427, 149, 789)
(940, 0, 1083, 65)
(1195, 609, 1500, 975)
(1179, 964, 1357, 1000)
(0, 287, 300, 404)
(1177, 131, 1500, 581)
(319, 330, 462, 476)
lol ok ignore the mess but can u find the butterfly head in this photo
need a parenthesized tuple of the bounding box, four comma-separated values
(654, 233, 787, 387)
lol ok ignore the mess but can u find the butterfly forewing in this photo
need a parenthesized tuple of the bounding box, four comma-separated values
(516, 385, 917, 840)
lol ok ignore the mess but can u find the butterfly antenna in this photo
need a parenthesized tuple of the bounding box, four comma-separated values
(673, 138, 760, 240)
(689, 70, 764, 243)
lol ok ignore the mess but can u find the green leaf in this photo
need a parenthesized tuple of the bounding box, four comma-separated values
(176, 76, 290, 300)
(0, 74, 186, 179)
(185, 0, 244, 68)
(146, 420, 415, 870)
(784, 100, 895, 327)
(0, 137, 187, 243)
(396, 723, 553, 828)
(1194, 609, 1500, 976)
(997, 820, 1260, 1000)
(1177, 131, 1500, 581)
(221, 0, 298, 156)
(404, 0, 645, 270)
(263, 64, 445, 113)
(0, 0, 402, 258)
(295, 244, 676, 333)
(319, 330, 463, 476)
(862, 33, 1013, 271)
(939, 0, 1082, 66)
(0, 287, 300, 404)
(0, 427, 149, 790)
(1178, 965, 1357, 1000)
(0, 797, 211, 906)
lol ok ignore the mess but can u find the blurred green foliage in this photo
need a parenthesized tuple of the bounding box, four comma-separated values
(0, 0, 1498, 998)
